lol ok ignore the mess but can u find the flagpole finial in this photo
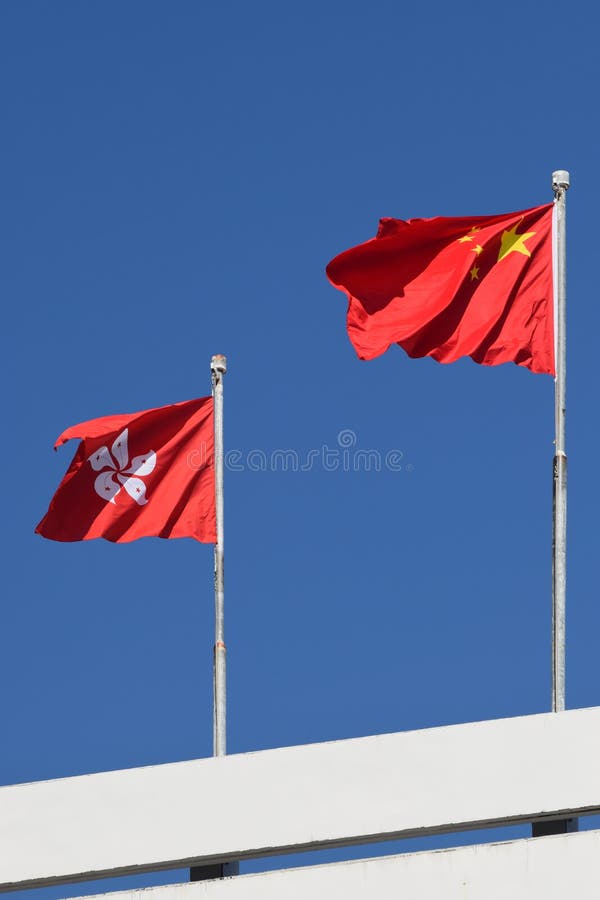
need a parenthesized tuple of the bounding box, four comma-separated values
(552, 170, 570, 192)
(211, 354, 227, 374)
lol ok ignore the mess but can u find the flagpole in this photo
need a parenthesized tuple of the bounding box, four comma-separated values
(211, 354, 227, 755)
(190, 356, 239, 880)
(552, 170, 569, 713)
(204, 355, 241, 875)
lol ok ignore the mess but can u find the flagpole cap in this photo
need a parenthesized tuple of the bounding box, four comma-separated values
(211, 354, 227, 374)
(552, 170, 570, 190)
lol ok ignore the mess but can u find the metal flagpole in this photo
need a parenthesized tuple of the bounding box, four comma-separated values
(211, 354, 227, 755)
(191, 356, 238, 880)
(551, 170, 569, 713)
(530, 174, 576, 840)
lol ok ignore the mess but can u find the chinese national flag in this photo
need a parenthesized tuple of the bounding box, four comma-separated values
(326, 203, 554, 374)
(36, 397, 216, 544)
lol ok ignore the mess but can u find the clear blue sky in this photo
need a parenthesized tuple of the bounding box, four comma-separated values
(3, 0, 599, 893)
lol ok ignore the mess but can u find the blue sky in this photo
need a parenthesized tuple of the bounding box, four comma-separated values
(3, 0, 599, 892)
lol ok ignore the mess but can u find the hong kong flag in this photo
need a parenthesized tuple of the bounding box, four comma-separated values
(36, 397, 216, 544)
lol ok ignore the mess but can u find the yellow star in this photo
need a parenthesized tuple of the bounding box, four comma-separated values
(470, 264, 480, 281)
(472, 244, 483, 255)
(457, 226, 481, 244)
(498, 222, 536, 262)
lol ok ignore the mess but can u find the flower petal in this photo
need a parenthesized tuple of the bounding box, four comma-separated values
(88, 446, 116, 472)
(94, 471, 121, 504)
(117, 474, 148, 505)
(123, 450, 156, 477)
(112, 429, 129, 471)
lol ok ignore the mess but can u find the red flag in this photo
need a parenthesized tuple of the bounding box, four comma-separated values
(36, 397, 216, 544)
(326, 203, 554, 374)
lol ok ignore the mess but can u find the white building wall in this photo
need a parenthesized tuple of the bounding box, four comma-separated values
(71, 831, 600, 900)
(1, 707, 600, 890)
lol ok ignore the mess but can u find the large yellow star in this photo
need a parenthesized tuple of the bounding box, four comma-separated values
(498, 222, 536, 262)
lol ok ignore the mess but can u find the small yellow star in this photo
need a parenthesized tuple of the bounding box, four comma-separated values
(498, 222, 536, 262)
(470, 264, 480, 281)
(457, 226, 481, 244)
(472, 244, 483, 255)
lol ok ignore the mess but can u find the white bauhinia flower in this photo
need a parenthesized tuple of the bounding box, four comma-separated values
(88, 428, 156, 505)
